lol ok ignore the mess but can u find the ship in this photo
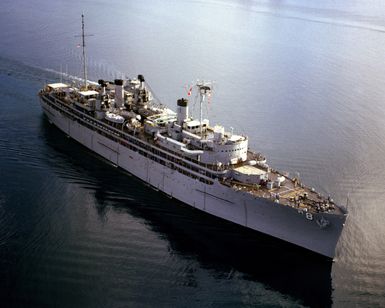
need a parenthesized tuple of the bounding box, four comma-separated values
(38, 15, 347, 259)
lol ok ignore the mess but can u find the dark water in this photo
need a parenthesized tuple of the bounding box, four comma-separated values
(1, 0, 385, 307)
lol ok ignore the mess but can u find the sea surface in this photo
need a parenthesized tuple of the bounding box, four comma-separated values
(1, 0, 385, 307)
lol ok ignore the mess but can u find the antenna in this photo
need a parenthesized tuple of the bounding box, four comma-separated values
(75, 14, 94, 89)
(81, 14, 87, 88)
(196, 80, 212, 138)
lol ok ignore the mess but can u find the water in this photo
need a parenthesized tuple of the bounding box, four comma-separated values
(1, 0, 385, 306)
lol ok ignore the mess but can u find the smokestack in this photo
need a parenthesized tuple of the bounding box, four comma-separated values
(138, 74, 145, 90)
(98, 79, 106, 96)
(177, 98, 188, 125)
(114, 79, 124, 107)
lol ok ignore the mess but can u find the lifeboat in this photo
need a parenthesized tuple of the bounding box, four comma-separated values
(105, 111, 124, 124)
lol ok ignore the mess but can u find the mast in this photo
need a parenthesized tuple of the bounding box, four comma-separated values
(197, 81, 211, 138)
(200, 88, 204, 138)
(81, 14, 88, 89)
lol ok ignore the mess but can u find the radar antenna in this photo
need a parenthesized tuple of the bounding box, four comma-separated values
(196, 80, 212, 138)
